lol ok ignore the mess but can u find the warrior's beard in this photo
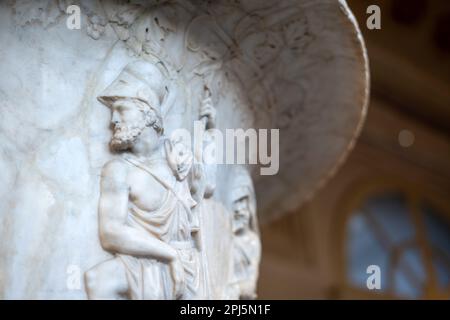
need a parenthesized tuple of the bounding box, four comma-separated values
(110, 122, 146, 151)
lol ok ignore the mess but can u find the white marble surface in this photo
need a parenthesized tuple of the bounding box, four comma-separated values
(0, 0, 368, 299)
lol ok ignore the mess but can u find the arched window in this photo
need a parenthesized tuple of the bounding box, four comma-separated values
(346, 190, 449, 299)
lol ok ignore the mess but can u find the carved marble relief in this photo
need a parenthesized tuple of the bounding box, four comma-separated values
(84, 58, 254, 299)
(84, 60, 202, 299)
(227, 166, 261, 300)
(78, 1, 266, 300)
(0, 0, 368, 299)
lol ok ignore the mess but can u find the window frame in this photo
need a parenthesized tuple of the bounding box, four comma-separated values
(333, 177, 450, 299)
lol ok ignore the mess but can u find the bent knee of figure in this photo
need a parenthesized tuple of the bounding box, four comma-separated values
(84, 258, 128, 299)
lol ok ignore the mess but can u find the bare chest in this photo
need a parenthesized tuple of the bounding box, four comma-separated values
(126, 165, 174, 212)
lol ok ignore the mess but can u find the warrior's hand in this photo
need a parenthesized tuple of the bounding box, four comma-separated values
(200, 96, 216, 129)
(165, 139, 193, 181)
(169, 254, 186, 299)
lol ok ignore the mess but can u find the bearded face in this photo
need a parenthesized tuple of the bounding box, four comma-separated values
(109, 99, 148, 151)
(110, 120, 147, 151)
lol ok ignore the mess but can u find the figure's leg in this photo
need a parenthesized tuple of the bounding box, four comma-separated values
(84, 257, 128, 299)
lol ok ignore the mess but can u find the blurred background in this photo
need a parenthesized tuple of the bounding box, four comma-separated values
(257, 0, 450, 299)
